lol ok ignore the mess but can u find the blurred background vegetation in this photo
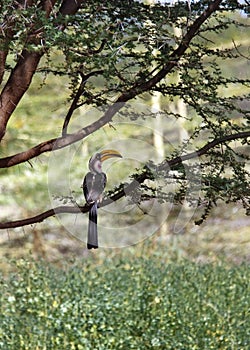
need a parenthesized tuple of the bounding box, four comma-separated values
(0, 10, 249, 267)
(0, 2, 249, 348)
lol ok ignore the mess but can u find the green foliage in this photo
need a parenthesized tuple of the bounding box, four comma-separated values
(0, 257, 249, 349)
(0, 1, 250, 226)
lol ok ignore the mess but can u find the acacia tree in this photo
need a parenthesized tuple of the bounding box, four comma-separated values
(0, 0, 249, 230)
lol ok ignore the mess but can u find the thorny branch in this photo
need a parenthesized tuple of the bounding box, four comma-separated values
(0, 131, 249, 229)
(0, 0, 224, 168)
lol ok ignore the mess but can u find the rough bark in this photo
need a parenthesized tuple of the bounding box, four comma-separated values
(0, 0, 83, 141)
(0, 50, 43, 140)
(0, 51, 8, 84)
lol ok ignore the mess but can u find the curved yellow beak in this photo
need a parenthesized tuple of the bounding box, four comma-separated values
(100, 149, 122, 162)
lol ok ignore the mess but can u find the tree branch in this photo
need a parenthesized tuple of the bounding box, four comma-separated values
(117, 0, 223, 101)
(69, 39, 107, 56)
(0, 1, 54, 85)
(0, 101, 124, 168)
(158, 131, 250, 171)
(0, 0, 224, 168)
(0, 131, 249, 229)
(62, 70, 104, 137)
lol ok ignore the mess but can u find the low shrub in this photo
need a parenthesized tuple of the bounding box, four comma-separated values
(0, 257, 249, 349)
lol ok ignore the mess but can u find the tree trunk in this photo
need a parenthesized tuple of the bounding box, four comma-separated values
(0, 49, 43, 141)
(0, 0, 83, 142)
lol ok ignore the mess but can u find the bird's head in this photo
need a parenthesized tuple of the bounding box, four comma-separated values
(89, 149, 122, 173)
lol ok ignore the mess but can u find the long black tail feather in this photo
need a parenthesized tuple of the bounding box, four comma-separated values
(87, 202, 98, 249)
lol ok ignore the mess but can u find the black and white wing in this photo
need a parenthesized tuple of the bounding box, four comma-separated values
(83, 172, 107, 203)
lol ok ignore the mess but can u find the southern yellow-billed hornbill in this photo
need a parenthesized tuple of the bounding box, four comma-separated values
(83, 150, 122, 249)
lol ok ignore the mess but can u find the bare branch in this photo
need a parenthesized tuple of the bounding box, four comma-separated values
(0, 101, 124, 168)
(232, 39, 250, 61)
(158, 131, 250, 170)
(0, 206, 81, 229)
(62, 70, 104, 137)
(0, 131, 249, 230)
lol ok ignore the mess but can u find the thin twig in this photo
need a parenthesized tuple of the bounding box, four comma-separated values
(232, 39, 250, 61)
(62, 70, 104, 136)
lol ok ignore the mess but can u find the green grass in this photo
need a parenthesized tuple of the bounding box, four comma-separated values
(0, 256, 249, 350)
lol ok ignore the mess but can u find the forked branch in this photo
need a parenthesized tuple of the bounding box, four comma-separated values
(62, 70, 104, 136)
(0, 131, 249, 230)
(0, 0, 224, 168)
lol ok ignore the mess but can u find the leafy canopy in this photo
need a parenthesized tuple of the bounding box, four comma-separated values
(0, 0, 249, 229)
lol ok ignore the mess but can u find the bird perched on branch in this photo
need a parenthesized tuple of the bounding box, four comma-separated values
(83, 149, 122, 249)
